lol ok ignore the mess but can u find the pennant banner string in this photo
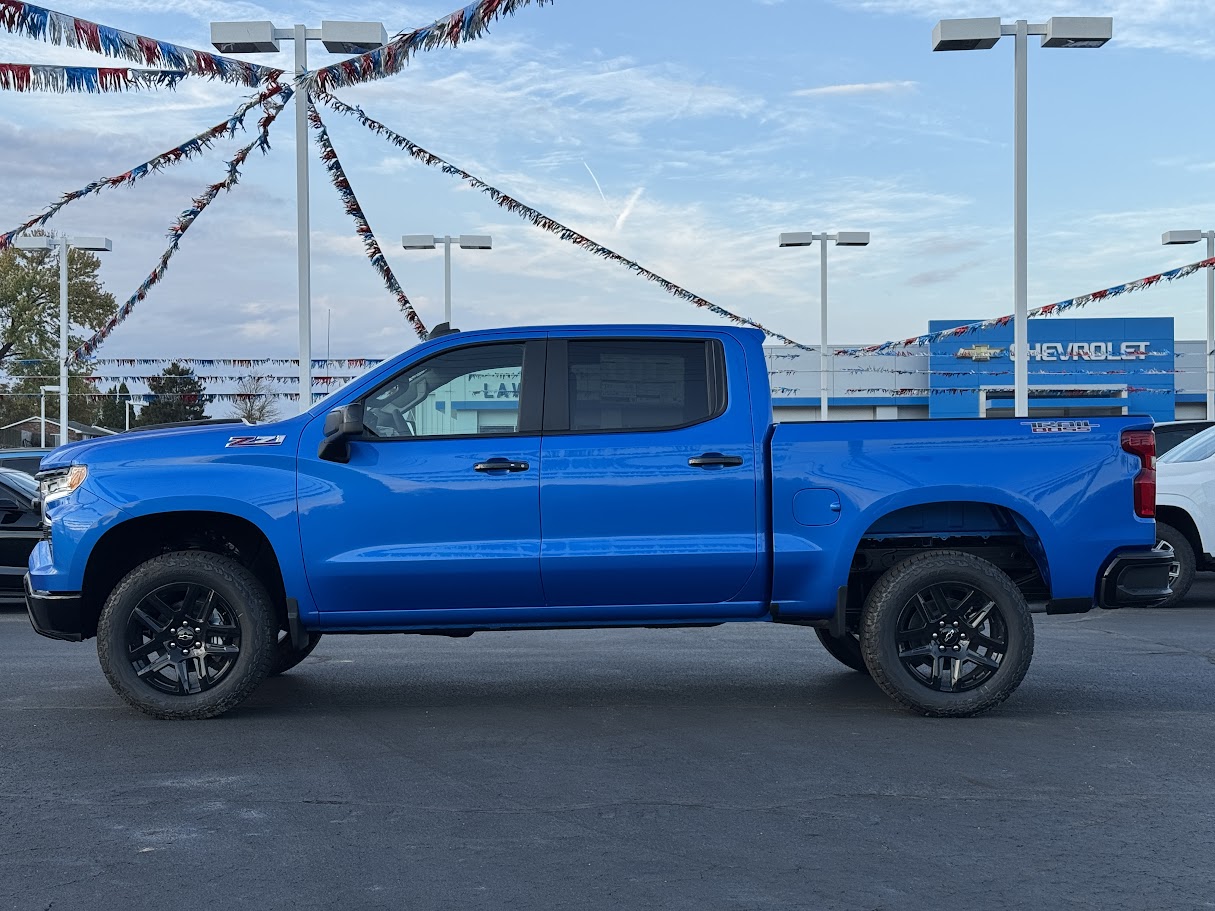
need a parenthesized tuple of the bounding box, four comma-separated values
(0, 0, 281, 87)
(5, 357, 385, 368)
(837, 257, 1215, 355)
(305, 0, 552, 94)
(317, 91, 814, 351)
(0, 62, 184, 92)
(307, 99, 427, 339)
(0, 83, 287, 251)
(67, 89, 292, 365)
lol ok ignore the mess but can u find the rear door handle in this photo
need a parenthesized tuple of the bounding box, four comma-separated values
(688, 452, 744, 468)
(474, 458, 530, 473)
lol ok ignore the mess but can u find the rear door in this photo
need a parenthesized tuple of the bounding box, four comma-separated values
(538, 335, 761, 614)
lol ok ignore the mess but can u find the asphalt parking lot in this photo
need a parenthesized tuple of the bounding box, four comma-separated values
(2, 584, 1213, 911)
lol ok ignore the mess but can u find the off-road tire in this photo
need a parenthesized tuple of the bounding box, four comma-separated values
(860, 550, 1034, 718)
(96, 551, 276, 720)
(1153, 522, 1195, 609)
(270, 631, 323, 676)
(814, 628, 869, 674)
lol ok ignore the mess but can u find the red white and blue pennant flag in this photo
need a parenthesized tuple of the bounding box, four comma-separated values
(0, 84, 287, 252)
(305, 0, 552, 93)
(317, 91, 816, 352)
(307, 101, 428, 340)
(0, 63, 184, 92)
(68, 90, 292, 365)
(837, 257, 1215, 355)
(0, 0, 280, 87)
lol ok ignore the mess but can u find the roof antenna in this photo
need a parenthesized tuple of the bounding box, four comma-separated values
(427, 322, 459, 340)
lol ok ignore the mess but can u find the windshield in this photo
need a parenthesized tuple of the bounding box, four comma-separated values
(1159, 425, 1215, 464)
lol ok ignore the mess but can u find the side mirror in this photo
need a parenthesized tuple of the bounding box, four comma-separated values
(0, 497, 22, 515)
(318, 403, 365, 463)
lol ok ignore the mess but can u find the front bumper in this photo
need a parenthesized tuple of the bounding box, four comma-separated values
(24, 574, 86, 642)
(1100, 548, 1175, 609)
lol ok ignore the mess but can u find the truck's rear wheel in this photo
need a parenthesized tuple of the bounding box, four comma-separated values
(96, 551, 276, 719)
(1153, 522, 1194, 608)
(860, 550, 1033, 717)
(814, 628, 869, 674)
(271, 631, 323, 676)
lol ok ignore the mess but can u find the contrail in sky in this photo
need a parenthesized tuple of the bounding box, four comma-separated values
(614, 187, 645, 232)
(582, 160, 608, 205)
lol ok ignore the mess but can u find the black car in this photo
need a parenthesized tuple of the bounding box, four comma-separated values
(1154, 421, 1215, 456)
(0, 466, 42, 604)
(0, 447, 53, 476)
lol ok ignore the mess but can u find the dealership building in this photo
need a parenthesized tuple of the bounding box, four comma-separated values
(767, 316, 1201, 422)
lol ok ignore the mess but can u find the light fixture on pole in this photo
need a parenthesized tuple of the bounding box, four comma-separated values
(778, 231, 871, 421)
(211, 19, 387, 413)
(38, 385, 58, 447)
(15, 235, 113, 446)
(1164, 230, 1215, 421)
(402, 235, 493, 328)
(932, 16, 1112, 418)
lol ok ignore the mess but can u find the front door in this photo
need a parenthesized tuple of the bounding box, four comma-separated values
(297, 339, 546, 621)
(538, 336, 760, 613)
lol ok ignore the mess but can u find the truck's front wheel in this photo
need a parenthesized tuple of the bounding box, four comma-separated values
(271, 631, 323, 676)
(96, 552, 276, 719)
(860, 551, 1033, 717)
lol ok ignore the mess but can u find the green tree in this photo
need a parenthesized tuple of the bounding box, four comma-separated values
(137, 364, 208, 426)
(0, 233, 117, 428)
(0, 234, 116, 365)
(93, 382, 131, 431)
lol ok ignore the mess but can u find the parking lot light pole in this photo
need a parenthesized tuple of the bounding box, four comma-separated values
(402, 235, 493, 327)
(211, 19, 387, 412)
(15, 235, 113, 445)
(933, 16, 1112, 418)
(1164, 230, 1215, 420)
(38, 385, 59, 446)
(778, 231, 870, 421)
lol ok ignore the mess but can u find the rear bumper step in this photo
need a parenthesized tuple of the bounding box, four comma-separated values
(1100, 548, 1175, 609)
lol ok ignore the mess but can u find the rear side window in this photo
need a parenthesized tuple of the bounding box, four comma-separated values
(564, 339, 725, 433)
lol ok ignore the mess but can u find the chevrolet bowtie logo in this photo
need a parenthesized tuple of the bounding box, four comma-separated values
(956, 344, 1006, 361)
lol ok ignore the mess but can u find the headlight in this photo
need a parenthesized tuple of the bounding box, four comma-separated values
(39, 465, 88, 507)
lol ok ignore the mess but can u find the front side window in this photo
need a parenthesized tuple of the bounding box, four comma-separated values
(363, 343, 525, 439)
(565, 339, 725, 432)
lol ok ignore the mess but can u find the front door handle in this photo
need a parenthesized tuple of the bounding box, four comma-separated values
(474, 458, 530, 473)
(688, 452, 744, 468)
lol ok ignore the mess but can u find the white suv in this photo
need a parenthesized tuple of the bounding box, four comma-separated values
(1155, 426, 1215, 606)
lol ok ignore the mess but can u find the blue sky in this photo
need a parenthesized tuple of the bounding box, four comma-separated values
(2, 0, 1214, 364)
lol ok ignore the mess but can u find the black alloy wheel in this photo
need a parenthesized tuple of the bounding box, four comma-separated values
(125, 583, 242, 696)
(97, 551, 275, 719)
(860, 550, 1034, 717)
(893, 582, 1006, 693)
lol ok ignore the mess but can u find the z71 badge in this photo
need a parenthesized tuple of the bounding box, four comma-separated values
(226, 435, 286, 448)
(1022, 421, 1097, 434)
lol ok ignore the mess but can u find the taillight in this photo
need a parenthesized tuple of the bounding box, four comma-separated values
(1121, 430, 1156, 519)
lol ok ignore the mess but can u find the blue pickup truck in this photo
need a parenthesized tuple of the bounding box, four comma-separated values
(26, 324, 1171, 719)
